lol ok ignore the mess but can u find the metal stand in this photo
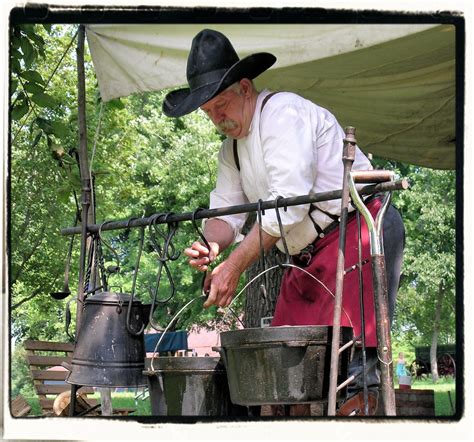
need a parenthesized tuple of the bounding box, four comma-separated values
(327, 127, 397, 416)
(349, 171, 397, 416)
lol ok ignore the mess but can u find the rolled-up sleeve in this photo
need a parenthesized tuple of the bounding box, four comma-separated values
(259, 100, 315, 237)
(207, 141, 249, 242)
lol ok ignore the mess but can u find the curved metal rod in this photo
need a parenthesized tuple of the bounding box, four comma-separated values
(147, 214, 177, 331)
(375, 192, 392, 252)
(191, 207, 212, 250)
(274, 196, 290, 264)
(65, 296, 78, 342)
(348, 173, 393, 255)
(155, 212, 180, 261)
(126, 225, 146, 336)
(257, 199, 268, 300)
(191, 208, 212, 297)
(149, 294, 206, 372)
(97, 220, 121, 273)
(150, 214, 177, 303)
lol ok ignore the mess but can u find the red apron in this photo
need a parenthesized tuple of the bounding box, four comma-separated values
(271, 198, 381, 347)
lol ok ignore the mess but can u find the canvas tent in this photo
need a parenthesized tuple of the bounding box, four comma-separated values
(86, 24, 456, 169)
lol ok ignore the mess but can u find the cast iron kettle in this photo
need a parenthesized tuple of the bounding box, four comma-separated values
(66, 291, 152, 388)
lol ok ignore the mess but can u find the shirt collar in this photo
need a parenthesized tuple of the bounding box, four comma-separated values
(248, 89, 271, 136)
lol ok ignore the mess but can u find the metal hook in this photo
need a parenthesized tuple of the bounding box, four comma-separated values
(126, 224, 146, 336)
(147, 213, 178, 331)
(65, 296, 78, 342)
(191, 208, 212, 250)
(191, 208, 212, 297)
(257, 199, 268, 301)
(97, 220, 121, 274)
(154, 212, 180, 261)
(274, 196, 291, 264)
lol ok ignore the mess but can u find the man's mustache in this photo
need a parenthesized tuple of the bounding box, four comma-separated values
(216, 119, 238, 133)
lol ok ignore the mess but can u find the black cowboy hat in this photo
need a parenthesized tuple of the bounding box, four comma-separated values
(162, 29, 276, 118)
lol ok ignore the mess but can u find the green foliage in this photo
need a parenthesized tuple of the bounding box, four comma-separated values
(10, 24, 227, 344)
(10, 344, 35, 398)
(9, 25, 456, 366)
(391, 166, 456, 348)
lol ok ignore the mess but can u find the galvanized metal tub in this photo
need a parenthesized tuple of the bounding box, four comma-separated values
(144, 357, 246, 416)
(218, 326, 353, 406)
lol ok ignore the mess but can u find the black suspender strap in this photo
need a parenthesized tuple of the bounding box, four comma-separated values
(233, 138, 240, 172)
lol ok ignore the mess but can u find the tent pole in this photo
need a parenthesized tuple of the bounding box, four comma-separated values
(75, 24, 91, 333)
(74, 24, 113, 416)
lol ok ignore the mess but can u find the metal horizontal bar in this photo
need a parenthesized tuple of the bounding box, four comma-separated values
(61, 179, 408, 236)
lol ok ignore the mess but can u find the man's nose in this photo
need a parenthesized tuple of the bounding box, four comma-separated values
(209, 109, 224, 124)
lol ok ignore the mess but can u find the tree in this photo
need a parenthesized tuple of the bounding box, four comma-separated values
(10, 24, 231, 342)
(391, 166, 456, 380)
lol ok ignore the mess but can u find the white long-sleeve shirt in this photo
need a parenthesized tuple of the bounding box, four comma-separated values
(209, 90, 373, 255)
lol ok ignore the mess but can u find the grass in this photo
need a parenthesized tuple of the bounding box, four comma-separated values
(20, 377, 457, 418)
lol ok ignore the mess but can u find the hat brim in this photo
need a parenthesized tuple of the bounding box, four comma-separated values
(162, 52, 276, 118)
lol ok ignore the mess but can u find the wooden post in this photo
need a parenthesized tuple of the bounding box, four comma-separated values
(75, 24, 113, 416)
(327, 127, 357, 416)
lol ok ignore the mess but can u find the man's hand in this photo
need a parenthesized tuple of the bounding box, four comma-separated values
(202, 260, 242, 308)
(184, 241, 220, 272)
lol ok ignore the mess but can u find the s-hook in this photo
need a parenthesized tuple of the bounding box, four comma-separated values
(191, 207, 213, 297)
(126, 216, 146, 336)
(257, 199, 268, 301)
(274, 196, 291, 265)
(148, 213, 180, 331)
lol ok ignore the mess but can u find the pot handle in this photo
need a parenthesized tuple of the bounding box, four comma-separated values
(65, 296, 78, 342)
(212, 346, 228, 368)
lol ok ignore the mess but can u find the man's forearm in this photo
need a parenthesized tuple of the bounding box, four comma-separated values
(203, 218, 236, 254)
(226, 222, 280, 274)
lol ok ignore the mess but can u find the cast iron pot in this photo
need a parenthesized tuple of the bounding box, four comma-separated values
(217, 325, 353, 406)
(144, 357, 246, 416)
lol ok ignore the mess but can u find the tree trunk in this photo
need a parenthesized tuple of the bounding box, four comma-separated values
(242, 213, 286, 328)
(430, 279, 445, 383)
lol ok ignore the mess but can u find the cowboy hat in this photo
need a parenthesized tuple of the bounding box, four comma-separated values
(162, 29, 276, 117)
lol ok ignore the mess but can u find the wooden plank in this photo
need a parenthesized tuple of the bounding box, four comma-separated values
(24, 340, 74, 352)
(39, 399, 55, 410)
(31, 370, 68, 381)
(11, 395, 32, 417)
(36, 384, 71, 395)
(36, 384, 96, 395)
(27, 355, 72, 367)
(40, 397, 99, 411)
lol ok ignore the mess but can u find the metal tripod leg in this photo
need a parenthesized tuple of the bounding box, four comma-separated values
(348, 171, 397, 416)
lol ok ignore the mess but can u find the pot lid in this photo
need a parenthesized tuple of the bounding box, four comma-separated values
(144, 356, 224, 373)
(84, 291, 143, 306)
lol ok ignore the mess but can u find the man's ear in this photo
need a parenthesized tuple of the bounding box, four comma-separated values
(239, 78, 252, 97)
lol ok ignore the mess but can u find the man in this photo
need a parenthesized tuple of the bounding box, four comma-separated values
(163, 29, 405, 416)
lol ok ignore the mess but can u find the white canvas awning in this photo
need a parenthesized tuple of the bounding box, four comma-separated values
(86, 24, 456, 169)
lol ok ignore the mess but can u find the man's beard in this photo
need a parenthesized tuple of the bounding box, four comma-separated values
(216, 119, 238, 135)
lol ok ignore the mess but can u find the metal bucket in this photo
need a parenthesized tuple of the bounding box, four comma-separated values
(218, 326, 353, 406)
(144, 357, 246, 416)
(66, 292, 151, 387)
